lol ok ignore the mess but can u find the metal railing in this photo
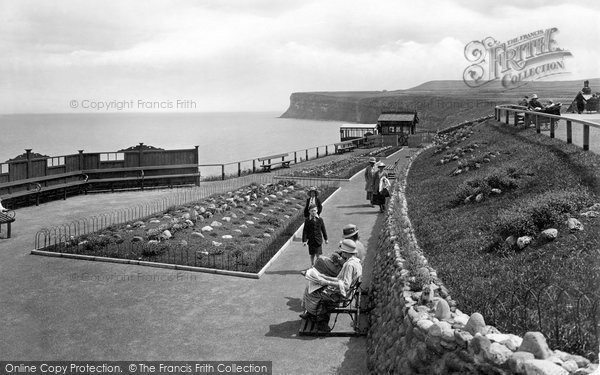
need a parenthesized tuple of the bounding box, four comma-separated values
(481, 283, 599, 358)
(198, 135, 382, 180)
(495, 105, 600, 152)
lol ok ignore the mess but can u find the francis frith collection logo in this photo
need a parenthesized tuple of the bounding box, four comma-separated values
(463, 27, 572, 89)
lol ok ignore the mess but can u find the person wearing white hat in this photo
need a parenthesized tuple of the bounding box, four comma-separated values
(529, 94, 544, 110)
(371, 162, 390, 212)
(364, 157, 377, 207)
(300, 239, 362, 330)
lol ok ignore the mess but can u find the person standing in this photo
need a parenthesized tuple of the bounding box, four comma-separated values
(303, 187, 323, 218)
(371, 162, 390, 213)
(302, 204, 328, 267)
(575, 91, 586, 114)
(364, 157, 376, 207)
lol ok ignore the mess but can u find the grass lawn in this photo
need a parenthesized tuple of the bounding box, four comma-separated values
(406, 119, 600, 357)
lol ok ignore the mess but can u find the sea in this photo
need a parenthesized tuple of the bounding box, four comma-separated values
(0, 112, 344, 166)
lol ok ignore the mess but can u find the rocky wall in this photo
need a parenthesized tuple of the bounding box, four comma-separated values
(366, 117, 598, 375)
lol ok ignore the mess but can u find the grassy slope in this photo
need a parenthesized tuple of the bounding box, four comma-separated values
(405, 119, 600, 352)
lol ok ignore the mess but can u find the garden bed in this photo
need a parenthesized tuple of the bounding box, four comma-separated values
(40, 180, 337, 273)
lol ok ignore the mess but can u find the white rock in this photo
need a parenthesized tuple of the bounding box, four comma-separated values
(233, 229, 243, 234)
(211, 221, 223, 227)
(580, 210, 599, 218)
(201, 226, 213, 232)
(487, 342, 513, 365)
(517, 236, 533, 249)
(491, 188, 502, 194)
(566, 218, 583, 231)
(245, 220, 254, 225)
(149, 219, 161, 223)
(222, 217, 231, 222)
(454, 313, 469, 325)
(148, 240, 159, 245)
(475, 193, 484, 202)
(523, 359, 568, 375)
(541, 228, 558, 240)
(505, 235, 517, 246)
(191, 232, 204, 238)
(212, 241, 223, 247)
(221, 235, 233, 240)
(161, 230, 172, 239)
(263, 233, 271, 238)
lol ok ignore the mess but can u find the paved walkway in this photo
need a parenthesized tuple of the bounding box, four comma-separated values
(0, 148, 416, 374)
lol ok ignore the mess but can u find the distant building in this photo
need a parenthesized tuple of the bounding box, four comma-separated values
(377, 111, 419, 146)
(339, 124, 378, 141)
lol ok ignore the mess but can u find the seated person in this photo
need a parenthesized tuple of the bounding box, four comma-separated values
(528, 94, 544, 110)
(0, 201, 8, 213)
(518, 96, 529, 107)
(300, 239, 362, 329)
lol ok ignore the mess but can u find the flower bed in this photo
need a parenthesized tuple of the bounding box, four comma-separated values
(41, 180, 337, 273)
(286, 156, 370, 179)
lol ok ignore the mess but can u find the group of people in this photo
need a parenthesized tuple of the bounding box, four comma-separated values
(573, 80, 599, 114)
(299, 224, 364, 331)
(299, 185, 370, 331)
(363, 157, 391, 213)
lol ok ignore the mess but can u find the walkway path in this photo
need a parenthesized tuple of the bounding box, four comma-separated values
(0, 148, 416, 374)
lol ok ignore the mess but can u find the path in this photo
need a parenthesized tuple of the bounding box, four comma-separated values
(0, 148, 416, 374)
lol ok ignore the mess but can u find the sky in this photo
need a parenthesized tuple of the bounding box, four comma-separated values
(1, 0, 599, 114)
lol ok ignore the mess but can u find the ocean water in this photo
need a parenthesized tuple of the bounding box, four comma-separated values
(0, 112, 344, 165)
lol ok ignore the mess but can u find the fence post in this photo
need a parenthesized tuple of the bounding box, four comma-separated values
(238, 162, 241, 177)
(325, 145, 328, 156)
(252, 160, 256, 173)
(513, 112, 518, 127)
(294, 151, 297, 164)
(505, 110, 509, 124)
(305, 149, 309, 161)
(221, 165, 225, 181)
(535, 115, 540, 133)
(583, 124, 590, 151)
(566, 121, 572, 144)
(25, 149, 32, 179)
(550, 118, 555, 138)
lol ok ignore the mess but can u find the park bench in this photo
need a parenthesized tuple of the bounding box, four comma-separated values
(84, 164, 200, 191)
(258, 153, 291, 172)
(298, 279, 367, 337)
(334, 142, 357, 154)
(0, 171, 89, 207)
(0, 211, 16, 239)
(383, 159, 400, 180)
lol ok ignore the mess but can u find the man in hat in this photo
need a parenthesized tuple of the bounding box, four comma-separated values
(528, 94, 544, 110)
(302, 204, 328, 267)
(364, 157, 377, 207)
(342, 224, 365, 262)
(518, 96, 529, 107)
(300, 239, 362, 329)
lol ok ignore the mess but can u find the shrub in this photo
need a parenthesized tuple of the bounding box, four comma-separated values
(495, 187, 593, 238)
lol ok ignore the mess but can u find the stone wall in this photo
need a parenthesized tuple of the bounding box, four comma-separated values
(366, 118, 598, 375)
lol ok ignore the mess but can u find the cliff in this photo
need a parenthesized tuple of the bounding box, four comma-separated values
(281, 79, 600, 131)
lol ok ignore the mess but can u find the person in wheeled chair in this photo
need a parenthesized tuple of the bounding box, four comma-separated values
(299, 239, 362, 332)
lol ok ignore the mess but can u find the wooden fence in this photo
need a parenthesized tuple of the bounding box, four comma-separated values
(0, 143, 199, 208)
(495, 105, 600, 152)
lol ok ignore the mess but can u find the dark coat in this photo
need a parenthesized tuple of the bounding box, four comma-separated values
(302, 217, 328, 246)
(303, 197, 323, 218)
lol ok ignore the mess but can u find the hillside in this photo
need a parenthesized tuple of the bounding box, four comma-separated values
(405, 119, 600, 357)
(281, 78, 600, 131)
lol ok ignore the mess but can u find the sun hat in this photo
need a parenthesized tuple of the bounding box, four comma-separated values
(339, 239, 358, 254)
(368, 157, 376, 163)
(308, 186, 318, 195)
(532, 94, 538, 99)
(342, 224, 359, 238)
(377, 162, 386, 168)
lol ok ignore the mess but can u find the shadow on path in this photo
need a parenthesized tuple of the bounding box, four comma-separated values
(333, 337, 369, 375)
(265, 320, 320, 341)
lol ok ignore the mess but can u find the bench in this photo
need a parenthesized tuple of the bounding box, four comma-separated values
(335, 142, 357, 154)
(298, 279, 367, 336)
(0, 173, 89, 207)
(0, 211, 16, 239)
(383, 160, 400, 180)
(257, 153, 291, 172)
